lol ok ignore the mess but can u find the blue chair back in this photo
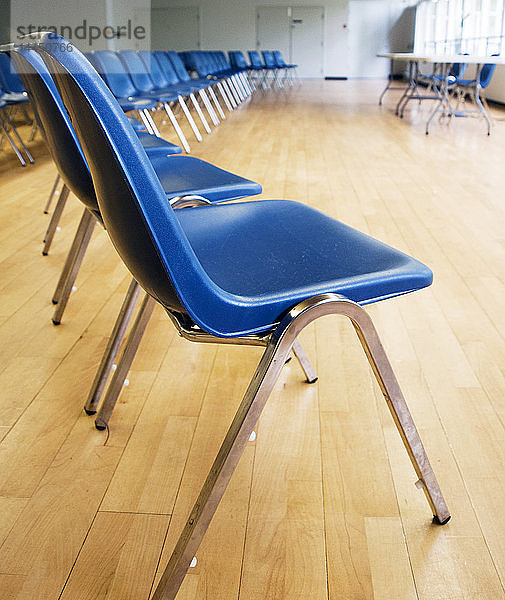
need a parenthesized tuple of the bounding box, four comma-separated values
(7, 47, 97, 212)
(0, 52, 26, 93)
(138, 51, 170, 88)
(261, 51, 276, 68)
(119, 50, 156, 93)
(272, 51, 287, 68)
(480, 55, 499, 88)
(166, 51, 192, 82)
(248, 51, 263, 69)
(229, 51, 248, 69)
(91, 50, 138, 99)
(153, 51, 185, 86)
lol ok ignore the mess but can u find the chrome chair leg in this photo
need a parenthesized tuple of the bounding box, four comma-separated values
(474, 87, 492, 135)
(216, 82, 233, 111)
(44, 174, 61, 214)
(198, 89, 219, 127)
(143, 109, 161, 137)
(138, 109, 155, 134)
(232, 74, 247, 99)
(94, 293, 156, 430)
(163, 103, 191, 153)
(292, 338, 318, 383)
(207, 86, 226, 120)
(42, 183, 70, 255)
(84, 278, 142, 414)
(151, 294, 450, 600)
(227, 76, 243, 105)
(221, 79, 238, 108)
(2, 108, 34, 164)
(189, 93, 212, 133)
(52, 209, 95, 325)
(0, 115, 26, 166)
(176, 97, 203, 141)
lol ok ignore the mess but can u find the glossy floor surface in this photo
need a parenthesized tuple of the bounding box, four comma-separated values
(1, 80, 505, 599)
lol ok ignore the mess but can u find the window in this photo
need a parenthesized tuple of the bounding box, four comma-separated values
(415, 0, 505, 54)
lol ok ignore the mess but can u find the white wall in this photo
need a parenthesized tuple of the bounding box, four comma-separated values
(155, 0, 349, 77)
(153, 0, 415, 78)
(348, 1, 414, 78)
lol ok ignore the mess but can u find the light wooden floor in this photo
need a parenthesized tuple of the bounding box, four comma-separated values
(2, 80, 505, 600)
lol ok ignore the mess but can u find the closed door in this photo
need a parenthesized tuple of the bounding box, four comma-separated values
(151, 7, 200, 51)
(291, 6, 324, 77)
(256, 6, 291, 59)
(256, 5, 324, 78)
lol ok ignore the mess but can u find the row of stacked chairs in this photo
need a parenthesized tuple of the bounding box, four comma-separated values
(0, 48, 298, 166)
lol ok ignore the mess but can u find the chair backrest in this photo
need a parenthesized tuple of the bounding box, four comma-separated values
(480, 54, 499, 88)
(229, 51, 248, 69)
(138, 51, 170, 88)
(34, 34, 243, 336)
(216, 51, 231, 70)
(7, 47, 97, 212)
(248, 51, 263, 69)
(185, 51, 213, 78)
(0, 52, 26, 93)
(165, 51, 192, 82)
(261, 51, 276, 68)
(119, 50, 156, 94)
(272, 50, 286, 68)
(153, 51, 185, 86)
(91, 50, 138, 99)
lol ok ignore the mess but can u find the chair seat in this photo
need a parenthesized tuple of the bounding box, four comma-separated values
(173, 199, 433, 335)
(117, 97, 157, 111)
(137, 131, 182, 155)
(455, 78, 476, 87)
(150, 155, 261, 202)
(140, 88, 181, 103)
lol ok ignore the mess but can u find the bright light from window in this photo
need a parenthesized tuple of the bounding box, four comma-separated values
(415, 0, 505, 54)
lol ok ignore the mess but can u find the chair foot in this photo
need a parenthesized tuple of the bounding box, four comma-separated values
(433, 514, 451, 526)
(84, 278, 141, 415)
(292, 338, 318, 383)
(52, 318, 60, 326)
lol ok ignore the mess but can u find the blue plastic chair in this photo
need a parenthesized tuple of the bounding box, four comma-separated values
(261, 50, 283, 87)
(88, 50, 190, 151)
(34, 32, 450, 598)
(8, 41, 261, 417)
(0, 96, 31, 165)
(118, 49, 211, 141)
(180, 51, 241, 108)
(453, 54, 499, 134)
(0, 52, 35, 165)
(248, 50, 271, 88)
(140, 50, 222, 126)
(160, 50, 231, 114)
(272, 50, 299, 86)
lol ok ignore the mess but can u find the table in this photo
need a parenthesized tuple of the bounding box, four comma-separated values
(377, 52, 505, 134)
